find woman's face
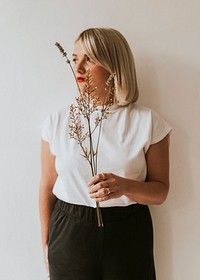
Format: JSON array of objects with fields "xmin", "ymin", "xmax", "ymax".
[{"xmin": 72, "ymin": 40, "xmax": 111, "ymax": 103}]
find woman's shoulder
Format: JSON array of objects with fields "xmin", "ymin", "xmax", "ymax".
[
  {"xmin": 126, "ymin": 103, "xmax": 170, "ymax": 126},
  {"xmin": 128, "ymin": 103, "xmax": 172, "ymax": 144},
  {"xmin": 40, "ymin": 104, "xmax": 71, "ymax": 132},
  {"xmin": 49, "ymin": 104, "xmax": 71, "ymax": 118},
  {"xmin": 42, "ymin": 104, "xmax": 71, "ymax": 127},
  {"xmin": 126, "ymin": 102, "xmax": 153, "ymax": 116}
]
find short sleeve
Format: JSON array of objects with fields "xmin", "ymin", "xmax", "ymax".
[
  {"xmin": 150, "ymin": 110, "xmax": 172, "ymax": 145},
  {"xmin": 39, "ymin": 114, "xmax": 56, "ymax": 155},
  {"xmin": 39, "ymin": 115, "xmax": 51, "ymax": 142}
]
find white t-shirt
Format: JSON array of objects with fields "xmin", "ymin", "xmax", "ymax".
[{"xmin": 39, "ymin": 103, "xmax": 172, "ymax": 208}]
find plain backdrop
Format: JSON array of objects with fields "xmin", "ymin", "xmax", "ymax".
[{"xmin": 0, "ymin": 0, "xmax": 200, "ymax": 279}]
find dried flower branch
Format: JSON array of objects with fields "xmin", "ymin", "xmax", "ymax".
[
  {"xmin": 55, "ymin": 42, "xmax": 81, "ymax": 93},
  {"xmin": 55, "ymin": 42, "xmax": 115, "ymax": 227}
]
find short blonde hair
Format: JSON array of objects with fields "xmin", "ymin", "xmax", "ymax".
[{"xmin": 76, "ymin": 28, "xmax": 139, "ymax": 105}]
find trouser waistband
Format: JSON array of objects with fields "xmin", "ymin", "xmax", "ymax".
[{"xmin": 55, "ymin": 199, "xmax": 146, "ymax": 223}]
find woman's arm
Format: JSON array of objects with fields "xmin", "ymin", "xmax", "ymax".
[
  {"xmin": 88, "ymin": 135, "xmax": 170, "ymax": 205},
  {"xmin": 39, "ymin": 140, "xmax": 58, "ymax": 272},
  {"xmin": 124, "ymin": 134, "xmax": 170, "ymax": 204}
]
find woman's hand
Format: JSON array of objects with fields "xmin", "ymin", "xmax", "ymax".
[
  {"xmin": 88, "ymin": 173, "xmax": 127, "ymax": 202},
  {"xmin": 43, "ymin": 244, "xmax": 50, "ymax": 277},
  {"xmin": 88, "ymin": 136, "xmax": 170, "ymax": 205}
]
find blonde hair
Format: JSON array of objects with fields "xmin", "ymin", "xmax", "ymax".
[{"xmin": 76, "ymin": 28, "xmax": 139, "ymax": 105}]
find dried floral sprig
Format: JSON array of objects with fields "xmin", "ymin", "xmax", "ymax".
[
  {"xmin": 55, "ymin": 42, "xmax": 81, "ymax": 93},
  {"xmin": 69, "ymin": 71, "xmax": 115, "ymax": 227},
  {"xmin": 55, "ymin": 42, "xmax": 69, "ymax": 61},
  {"xmin": 55, "ymin": 42, "xmax": 115, "ymax": 227},
  {"xmin": 69, "ymin": 71, "xmax": 114, "ymax": 172}
]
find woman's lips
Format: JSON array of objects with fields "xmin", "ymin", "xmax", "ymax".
[{"xmin": 77, "ymin": 77, "xmax": 85, "ymax": 83}]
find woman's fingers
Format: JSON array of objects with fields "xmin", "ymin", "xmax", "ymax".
[
  {"xmin": 88, "ymin": 173, "xmax": 127, "ymax": 201},
  {"xmin": 89, "ymin": 180, "xmax": 110, "ymax": 194},
  {"xmin": 94, "ymin": 192, "xmax": 116, "ymax": 203},
  {"xmin": 89, "ymin": 173, "xmax": 117, "ymax": 201},
  {"xmin": 88, "ymin": 173, "xmax": 109, "ymax": 186},
  {"xmin": 43, "ymin": 245, "xmax": 49, "ymax": 275},
  {"xmin": 90, "ymin": 186, "xmax": 111, "ymax": 198}
]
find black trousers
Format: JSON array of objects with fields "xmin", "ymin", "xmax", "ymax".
[{"xmin": 48, "ymin": 199, "xmax": 156, "ymax": 280}]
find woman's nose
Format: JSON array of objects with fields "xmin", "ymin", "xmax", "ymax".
[{"xmin": 76, "ymin": 61, "xmax": 86, "ymax": 74}]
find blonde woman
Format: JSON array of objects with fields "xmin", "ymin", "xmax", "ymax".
[{"xmin": 39, "ymin": 28, "xmax": 172, "ymax": 280}]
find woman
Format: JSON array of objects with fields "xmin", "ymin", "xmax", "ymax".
[{"xmin": 39, "ymin": 28, "xmax": 172, "ymax": 280}]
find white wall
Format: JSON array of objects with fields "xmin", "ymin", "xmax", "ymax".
[{"xmin": 0, "ymin": 0, "xmax": 199, "ymax": 279}]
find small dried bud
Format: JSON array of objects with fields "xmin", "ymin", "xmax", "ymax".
[
  {"xmin": 105, "ymin": 73, "xmax": 115, "ymax": 87},
  {"xmin": 55, "ymin": 42, "xmax": 70, "ymax": 63}
]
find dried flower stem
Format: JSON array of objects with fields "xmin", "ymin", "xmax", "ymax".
[
  {"xmin": 55, "ymin": 42, "xmax": 81, "ymax": 94},
  {"xmin": 55, "ymin": 42, "xmax": 115, "ymax": 227}
]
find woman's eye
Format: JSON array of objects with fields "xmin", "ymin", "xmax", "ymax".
[
  {"xmin": 72, "ymin": 58, "xmax": 77, "ymax": 63},
  {"xmin": 86, "ymin": 57, "xmax": 94, "ymax": 63}
]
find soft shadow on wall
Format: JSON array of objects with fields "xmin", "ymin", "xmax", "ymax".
[{"xmin": 136, "ymin": 52, "xmax": 198, "ymax": 279}]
